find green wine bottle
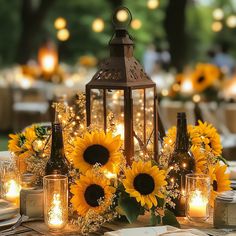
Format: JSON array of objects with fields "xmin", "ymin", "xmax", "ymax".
[
  {"xmin": 45, "ymin": 122, "xmax": 69, "ymax": 175},
  {"xmin": 168, "ymin": 112, "xmax": 195, "ymax": 216}
]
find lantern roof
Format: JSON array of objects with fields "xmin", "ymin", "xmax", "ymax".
[{"xmin": 86, "ymin": 7, "xmax": 156, "ymax": 89}]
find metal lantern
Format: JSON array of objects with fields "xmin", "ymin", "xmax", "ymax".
[{"xmin": 86, "ymin": 7, "xmax": 158, "ymax": 164}]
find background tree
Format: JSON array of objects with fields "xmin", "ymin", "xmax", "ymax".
[
  {"xmin": 16, "ymin": 0, "xmax": 56, "ymax": 64},
  {"xmin": 164, "ymin": 0, "xmax": 188, "ymax": 72}
]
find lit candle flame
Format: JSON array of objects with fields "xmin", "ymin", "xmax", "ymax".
[
  {"xmin": 41, "ymin": 54, "xmax": 56, "ymax": 74},
  {"xmin": 5, "ymin": 180, "xmax": 21, "ymax": 205},
  {"xmin": 48, "ymin": 193, "xmax": 63, "ymax": 227}
]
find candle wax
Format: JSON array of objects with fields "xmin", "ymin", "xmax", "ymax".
[{"xmin": 189, "ymin": 190, "xmax": 207, "ymax": 218}]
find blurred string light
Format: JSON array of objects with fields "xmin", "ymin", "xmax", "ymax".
[
  {"xmin": 92, "ymin": 18, "xmax": 104, "ymax": 32},
  {"xmin": 54, "ymin": 17, "xmax": 67, "ymax": 30},
  {"xmin": 116, "ymin": 9, "xmax": 129, "ymax": 22},
  {"xmin": 147, "ymin": 0, "xmax": 159, "ymax": 10},
  {"xmin": 211, "ymin": 21, "xmax": 223, "ymax": 32},
  {"xmin": 131, "ymin": 19, "xmax": 142, "ymax": 30},
  {"xmin": 212, "ymin": 8, "xmax": 224, "ymax": 20},
  {"xmin": 57, "ymin": 28, "xmax": 70, "ymax": 41},
  {"xmin": 226, "ymin": 15, "xmax": 236, "ymax": 28}
]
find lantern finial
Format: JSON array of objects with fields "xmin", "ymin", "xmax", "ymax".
[{"xmin": 112, "ymin": 7, "xmax": 132, "ymax": 30}]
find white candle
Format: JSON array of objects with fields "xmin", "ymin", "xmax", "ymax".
[
  {"xmin": 5, "ymin": 180, "xmax": 21, "ymax": 205},
  {"xmin": 48, "ymin": 193, "xmax": 64, "ymax": 228},
  {"xmin": 189, "ymin": 190, "xmax": 207, "ymax": 218}
]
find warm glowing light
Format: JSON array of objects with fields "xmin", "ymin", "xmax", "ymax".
[
  {"xmin": 131, "ymin": 19, "xmax": 142, "ymax": 30},
  {"xmin": 181, "ymin": 79, "xmax": 193, "ymax": 94},
  {"xmin": 38, "ymin": 42, "xmax": 58, "ymax": 75},
  {"xmin": 188, "ymin": 190, "xmax": 207, "ymax": 218},
  {"xmin": 54, "ymin": 17, "xmax": 67, "ymax": 30},
  {"xmin": 5, "ymin": 180, "xmax": 21, "ymax": 205},
  {"xmin": 147, "ymin": 0, "xmax": 159, "ymax": 9},
  {"xmin": 183, "ymin": 163, "xmax": 187, "ymax": 168},
  {"xmin": 92, "ymin": 18, "xmax": 104, "ymax": 32},
  {"xmin": 211, "ymin": 21, "xmax": 223, "ymax": 32},
  {"xmin": 172, "ymin": 83, "xmax": 180, "ymax": 92},
  {"xmin": 212, "ymin": 8, "xmax": 224, "ymax": 20},
  {"xmin": 226, "ymin": 15, "xmax": 236, "ymax": 28},
  {"xmin": 48, "ymin": 194, "xmax": 63, "ymax": 228},
  {"xmin": 104, "ymin": 171, "xmax": 117, "ymax": 180},
  {"xmin": 42, "ymin": 55, "xmax": 56, "ymax": 73},
  {"xmin": 115, "ymin": 123, "xmax": 124, "ymax": 140},
  {"xmin": 18, "ymin": 76, "xmax": 33, "ymax": 89},
  {"xmin": 161, "ymin": 89, "xmax": 169, "ymax": 96},
  {"xmin": 193, "ymin": 94, "xmax": 201, "ymax": 103},
  {"xmin": 116, "ymin": 9, "xmax": 129, "ymax": 22},
  {"xmin": 57, "ymin": 29, "xmax": 70, "ymax": 41}
]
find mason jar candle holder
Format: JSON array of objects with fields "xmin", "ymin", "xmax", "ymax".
[
  {"xmin": 43, "ymin": 175, "xmax": 68, "ymax": 232},
  {"xmin": 0, "ymin": 160, "xmax": 21, "ymax": 206},
  {"xmin": 185, "ymin": 174, "xmax": 210, "ymax": 222}
]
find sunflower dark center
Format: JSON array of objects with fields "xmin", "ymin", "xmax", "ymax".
[
  {"xmin": 83, "ymin": 144, "xmax": 109, "ymax": 166},
  {"xmin": 133, "ymin": 173, "xmax": 155, "ymax": 195},
  {"xmin": 197, "ymin": 75, "xmax": 205, "ymax": 83},
  {"xmin": 84, "ymin": 184, "xmax": 105, "ymax": 207},
  {"xmin": 213, "ymin": 180, "xmax": 218, "ymax": 191}
]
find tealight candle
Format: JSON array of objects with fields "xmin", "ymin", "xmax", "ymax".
[
  {"xmin": 43, "ymin": 175, "xmax": 68, "ymax": 232},
  {"xmin": 188, "ymin": 190, "xmax": 207, "ymax": 218},
  {"xmin": 5, "ymin": 179, "xmax": 21, "ymax": 206},
  {"xmin": 185, "ymin": 174, "xmax": 210, "ymax": 222}
]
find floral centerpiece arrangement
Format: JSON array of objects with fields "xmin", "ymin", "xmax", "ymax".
[{"xmin": 8, "ymin": 96, "xmax": 231, "ymax": 235}]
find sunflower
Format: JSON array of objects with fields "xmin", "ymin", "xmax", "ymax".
[
  {"xmin": 196, "ymin": 121, "xmax": 222, "ymax": 157},
  {"xmin": 190, "ymin": 146, "xmax": 207, "ymax": 173},
  {"xmin": 71, "ymin": 131, "xmax": 122, "ymax": 174},
  {"xmin": 123, "ymin": 161, "xmax": 167, "ymax": 209},
  {"xmin": 191, "ymin": 63, "xmax": 220, "ymax": 93},
  {"xmin": 8, "ymin": 133, "xmax": 26, "ymax": 154},
  {"xmin": 70, "ymin": 170, "xmax": 115, "ymax": 216},
  {"xmin": 209, "ymin": 163, "xmax": 231, "ymax": 207}
]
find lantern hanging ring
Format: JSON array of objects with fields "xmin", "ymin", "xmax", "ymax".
[{"xmin": 112, "ymin": 6, "xmax": 132, "ymax": 30}]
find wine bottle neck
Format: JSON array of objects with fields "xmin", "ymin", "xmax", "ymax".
[
  {"xmin": 50, "ymin": 123, "xmax": 65, "ymax": 159},
  {"xmin": 175, "ymin": 117, "xmax": 189, "ymax": 151}
]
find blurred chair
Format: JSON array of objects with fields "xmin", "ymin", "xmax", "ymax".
[
  {"xmin": 159, "ymin": 100, "xmax": 195, "ymax": 128},
  {"xmin": 11, "ymin": 86, "xmax": 49, "ymax": 132}
]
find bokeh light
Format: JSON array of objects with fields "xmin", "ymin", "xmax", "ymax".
[
  {"xmin": 92, "ymin": 18, "xmax": 105, "ymax": 32},
  {"xmin": 54, "ymin": 17, "xmax": 67, "ymax": 30},
  {"xmin": 57, "ymin": 29, "xmax": 70, "ymax": 41},
  {"xmin": 131, "ymin": 19, "xmax": 142, "ymax": 30},
  {"xmin": 116, "ymin": 9, "xmax": 129, "ymax": 22},
  {"xmin": 226, "ymin": 15, "xmax": 236, "ymax": 28},
  {"xmin": 147, "ymin": 0, "xmax": 159, "ymax": 10},
  {"xmin": 212, "ymin": 8, "xmax": 224, "ymax": 20},
  {"xmin": 211, "ymin": 21, "xmax": 223, "ymax": 32}
]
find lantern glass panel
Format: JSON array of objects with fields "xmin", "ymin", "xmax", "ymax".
[
  {"xmin": 145, "ymin": 87, "xmax": 155, "ymax": 154},
  {"xmin": 106, "ymin": 90, "xmax": 124, "ymax": 140},
  {"xmin": 132, "ymin": 89, "xmax": 145, "ymax": 155},
  {"xmin": 90, "ymin": 89, "xmax": 104, "ymax": 129}
]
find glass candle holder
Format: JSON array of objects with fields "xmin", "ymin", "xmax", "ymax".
[
  {"xmin": 43, "ymin": 175, "xmax": 68, "ymax": 232},
  {"xmin": 0, "ymin": 160, "xmax": 21, "ymax": 206},
  {"xmin": 185, "ymin": 174, "xmax": 210, "ymax": 222}
]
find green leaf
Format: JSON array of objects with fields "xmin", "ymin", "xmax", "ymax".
[
  {"xmin": 150, "ymin": 209, "xmax": 161, "ymax": 226},
  {"xmin": 118, "ymin": 193, "xmax": 143, "ymax": 224},
  {"xmin": 162, "ymin": 209, "xmax": 180, "ymax": 228},
  {"xmin": 218, "ymin": 156, "xmax": 229, "ymax": 166}
]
